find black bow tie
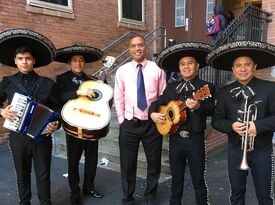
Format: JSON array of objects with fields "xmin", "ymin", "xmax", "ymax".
[
  {"xmin": 230, "ymin": 86, "xmax": 256, "ymax": 101},
  {"xmin": 176, "ymin": 80, "xmax": 195, "ymax": 94}
]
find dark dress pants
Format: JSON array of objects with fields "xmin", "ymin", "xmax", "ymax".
[
  {"xmin": 9, "ymin": 133, "xmax": 52, "ymax": 205},
  {"xmin": 119, "ymin": 119, "xmax": 162, "ymax": 202},
  {"xmin": 66, "ymin": 134, "xmax": 98, "ymax": 198},
  {"xmin": 169, "ymin": 134, "xmax": 208, "ymax": 205},
  {"xmin": 228, "ymin": 143, "xmax": 273, "ymax": 205}
]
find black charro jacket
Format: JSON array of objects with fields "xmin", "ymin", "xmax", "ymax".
[
  {"xmin": 0, "ymin": 71, "xmax": 60, "ymax": 138},
  {"xmin": 148, "ymin": 75, "xmax": 216, "ymax": 135},
  {"xmin": 53, "ymin": 70, "xmax": 98, "ymax": 107},
  {"xmin": 212, "ymin": 77, "xmax": 275, "ymax": 148},
  {"xmin": 0, "ymin": 71, "xmax": 58, "ymax": 108}
]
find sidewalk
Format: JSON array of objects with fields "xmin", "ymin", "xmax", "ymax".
[{"xmin": 0, "ymin": 144, "xmax": 262, "ymax": 205}]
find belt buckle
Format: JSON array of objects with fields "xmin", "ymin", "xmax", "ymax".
[
  {"xmin": 132, "ymin": 117, "xmax": 141, "ymax": 127},
  {"xmin": 179, "ymin": 130, "xmax": 190, "ymax": 138}
]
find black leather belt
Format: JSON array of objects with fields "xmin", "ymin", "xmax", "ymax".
[{"xmin": 129, "ymin": 117, "xmax": 149, "ymax": 127}]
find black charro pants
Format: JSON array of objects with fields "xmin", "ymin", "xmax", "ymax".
[
  {"xmin": 228, "ymin": 143, "xmax": 274, "ymax": 205},
  {"xmin": 9, "ymin": 133, "xmax": 52, "ymax": 205},
  {"xmin": 169, "ymin": 133, "xmax": 208, "ymax": 205},
  {"xmin": 119, "ymin": 119, "xmax": 162, "ymax": 202},
  {"xmin": 66, "ymin": 134, "xmax": 98, "ymax": 197}
]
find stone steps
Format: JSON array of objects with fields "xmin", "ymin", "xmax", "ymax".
[
  {"xmin": 52, "ymin": 127, "xmax": 171, "ymax": 181},
  {"xmin": 52, "ymin": 75, "xmax": 171, "ymax": 181},
  {"xmin": 98, "ymin": 138, "xmax": 170, "ymax": 173}
]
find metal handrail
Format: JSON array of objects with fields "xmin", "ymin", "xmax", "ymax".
[
  {"xmin": 215, "ymin": 3, "xmax": 271, "ymax": 46},
  {"xmin": 101, "ymin": 31, "xmax": 136, "ymax": 51},
  {"xmin": 209, "ymin": 3, "xmax": 272, "ymax": 88},
  {"xmin": 93, "ymin": 26, "xmax": 167, "ymax": 76}
]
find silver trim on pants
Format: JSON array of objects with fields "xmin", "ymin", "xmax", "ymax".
[{"xmin": 179, "ymin": 130, "xmax": 190, "ymax": 138}]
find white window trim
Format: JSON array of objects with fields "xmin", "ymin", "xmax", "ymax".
[
  {"xmin": 175, "ymin": 0, "xmax": 186, "ymax": 27},
  {"xmin": 118, "ymin": 0, "xmax": 145, "ymax": 28},
  {"xmin": 27, "ymin": 0, "xmax": 73, "ymax": 13}
]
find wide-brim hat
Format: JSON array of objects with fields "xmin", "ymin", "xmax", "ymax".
[
  {"xmin": 156, "ymin": 42, "xmax": 213, "ymax": 72},
  {"xmin": 55, "ymin": 45, "xmax": 103, "ymax": 63},
  {"xmin": 206, "ymin": 41, "xmax": 275, "ymax": 71},
  {"xmin": 0, "ymin": 28, "xmax": 56, "ymax": 68}
]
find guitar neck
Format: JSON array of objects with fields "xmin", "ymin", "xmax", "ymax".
[
  {"xmin": 178, "ymin": 101, "xmax": 187, "ymax": 110},
  {"xmin": 176, "ymin": 84, "xmax": 210, "ymax": 111},
  {"xmin": 178, "ymin": 95, "xmax": 200, "ymax": 110}
]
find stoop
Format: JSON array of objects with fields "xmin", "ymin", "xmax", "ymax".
[{"xmin": 52, "ymin": 115, "xmax": 171, "ymax": 183}]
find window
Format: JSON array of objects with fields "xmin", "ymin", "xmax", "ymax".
[
  {"xmin": 175, "ymin": 0, "xmax": 186, "ymax": 27},
  {"xmin": 27, "ymin": 0, "xmax": 73, "ymax": 13},
  {"xmin": 123, "ymin": 1, "xmax": 142, "ymax": 21},
  {"xmin": 118, "ymin": 0, "xmax": 144, "ymax": 27},
  {"xmin": 206, "ymin": 0, "xmax": 214, "ymax": 22}
]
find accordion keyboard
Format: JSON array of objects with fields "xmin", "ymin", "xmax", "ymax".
[{"xmin": 3, "ymin": 93, "xmax": 29, "ymax": 132}]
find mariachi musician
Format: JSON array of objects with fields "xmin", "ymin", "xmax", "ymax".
[
  {"xmin": 54, "ymin": 45, "xmax": 106, "ymax": 205},
  {"xmin": 207, "ymin": 41, "xmax": 275, "ymax": 205},
  {"xmin": 149, "ymin": 42, "xmax": 215, "ymax": 205},
  {"xmin": 0, "ymin": 29, "xmax": 59, "ymax": 205}
]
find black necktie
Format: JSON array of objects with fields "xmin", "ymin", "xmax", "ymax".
[{"xmin": 137, "ymin": 64, "xmax": 147, "ymax": 111}]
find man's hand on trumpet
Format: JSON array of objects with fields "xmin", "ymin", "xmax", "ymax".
[
  {"xmin": 247, "ymin": 121, "xmax": 257, "ymax": 137},
  {"xmin": 232, "ymin": 121, "xmax": 257, "ymax": 137},
  {"xmin": 232, "ymin": 121, "xmax": 245, "ymax": 136}
]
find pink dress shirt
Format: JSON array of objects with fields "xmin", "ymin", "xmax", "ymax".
[{"xmin": 114, "ymin": 59, "xmax": 167, "ymax": 124}]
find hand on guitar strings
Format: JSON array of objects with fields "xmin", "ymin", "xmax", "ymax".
[
  {"xmin": 77, "ymin": 89, "xmax": 96, "ymax": 98},
  {"xmin": 185, "ymin": 98, "xmax": 200, "ymax": 110},
  {"xmin": 46, "ymin": 121, "xmax": 59, "ymax": 135},
  {"xmin": 150, "ymin": 112, "xmax": 166, "ymax": 124}
]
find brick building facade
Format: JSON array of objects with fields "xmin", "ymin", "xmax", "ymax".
[
  {"xmin": 0, "ymin": 0, "xmax": 275, "ymax": 152},
  {"xmin": 0, "ymin": 0, "xmax": 162, "ymax": 144}
]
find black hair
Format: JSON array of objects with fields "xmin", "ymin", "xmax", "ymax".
[
  {"xmin": 14, "ymin": 46, "xmax": 35, "ymax": 58},
  {"xmin": 129, "ymin": 33, "xmax": 146, "ymax": 44}
]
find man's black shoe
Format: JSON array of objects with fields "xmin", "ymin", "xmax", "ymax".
[
  {"xmin": 122, "ymin": 198, "xmax": 135, "ymax": 205},
  {"xmin": 83, "ymin": 189, "xmax": 103, "ymax": 198},
  {"xmin": 70, "ymin": 193, "xmax": 81, "ymax": 205}
]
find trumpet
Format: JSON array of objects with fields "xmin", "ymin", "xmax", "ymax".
[{"xmin": 239, "ymin": 96, "xmax": 257, "ymax": 170}]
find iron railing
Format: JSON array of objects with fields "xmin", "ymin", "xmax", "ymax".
[
  {"xmin": 93, "ymin": 26, "xmax": 166, "ymax": 76},
  {"xmin": 215, "ymin": 3, "xmax": 271, "ymax": 46},
  {"xmin": 93, "ymin": 4, "xmax": 271, "ymax": 88},
  {"xmin": 201, "ymin": 3, "xmax": 272, "ymax": 88}
]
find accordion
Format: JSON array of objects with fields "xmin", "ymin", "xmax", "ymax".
[{"xmin": 3, "ymin": 92, "xmax": 59, "ymax": 142}]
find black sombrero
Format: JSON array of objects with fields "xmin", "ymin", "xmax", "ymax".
[
  {"xmin": 156, "ymin": 42, "xmax": 213, "ymax": 72},
  {"xmin": 206, "ymin": 41, "xmax": 275, "ymax": 71},
  {"xmin": 0, "ymin": 28, "xmax": 56, "ymax": 68},
  {"xmin": 55, "ymin": 44, "xmax": 103, "ymax": 63}
]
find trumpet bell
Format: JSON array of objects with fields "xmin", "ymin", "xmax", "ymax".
[{"xmin": 238, "ymin": 161, "xmax": 249, "ymax": 170}]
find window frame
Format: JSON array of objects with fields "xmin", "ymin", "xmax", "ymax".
[
  {"xmin": 175, "ymin": 0, "xmax": 186, "ymax": 27},
  {"xmin": 27, "ymin": 0, "xmax": 73, "ymax": 13},
  {"xmin": 118, "ymin": 0, "xmax": 145, "ymax": 28},
  {"xmin": 206, "ymin": 0, "xmax": 214, "ymax": 23}
]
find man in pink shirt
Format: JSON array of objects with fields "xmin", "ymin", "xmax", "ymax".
[{"xmin": 114, "ymin": 34, "xmax": 166, "ymax": 205}]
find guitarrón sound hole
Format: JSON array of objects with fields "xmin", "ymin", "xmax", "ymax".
[{"xmin": 89, "ymin": 89, "xmax": 102, "ymax": 101}]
